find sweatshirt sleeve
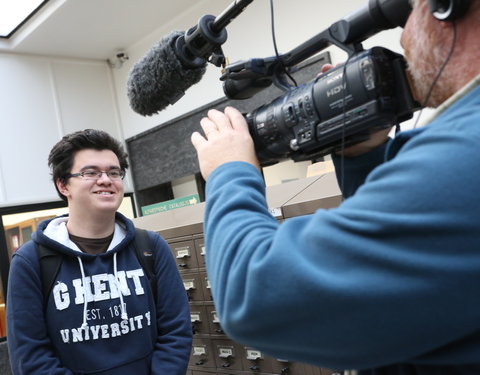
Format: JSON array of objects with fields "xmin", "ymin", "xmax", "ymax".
[
  {"xmin": 7, "ymin": 247, "xmax": 74, "ymax": 375},
  {"xmin": 203, "ymin": 118, "xmax": 480, "ymax": 370},
  {"xmin": 149, "ymin": 233, "xmax": 192, "ymax": 375}
]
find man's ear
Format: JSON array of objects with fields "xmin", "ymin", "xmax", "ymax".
[{"xmin": 56, "ymin": 179, "xmax": 70, "ymax": 198}]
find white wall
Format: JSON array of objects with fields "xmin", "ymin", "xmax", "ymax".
[{"xmin": 0, "ymin": 54, "xmax": 131, "ymax": 208}]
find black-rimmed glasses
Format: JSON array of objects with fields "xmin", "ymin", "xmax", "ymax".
[{"xmin": 66, "ymin": 169, "xmax": 125, "ymax": 181}]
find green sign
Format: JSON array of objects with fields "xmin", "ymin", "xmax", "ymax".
[{"xmin": 141, "ymin": 194, "xmax": 200, "ymax": 216}]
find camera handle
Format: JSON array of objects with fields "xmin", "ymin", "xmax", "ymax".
[
  {"xmin": 221, "ymin": 0, "xmax": 412, "ymax": 99},
  {"xmin": 221, "ymin": 26, "xmax": 363, "ymax": 100}
]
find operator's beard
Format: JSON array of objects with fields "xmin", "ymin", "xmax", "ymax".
[{"xmin": 406, "ymin": 14, "xmax": 456, "ymax": 108}]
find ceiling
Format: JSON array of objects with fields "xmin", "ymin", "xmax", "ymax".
[{"xmin": 0, "ymin": 0, "xmax": 196, "ymax": 61}]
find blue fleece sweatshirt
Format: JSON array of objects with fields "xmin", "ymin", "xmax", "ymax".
[
  {"xmin": 203, "ymin": 84, "xmax": 480, "ymax": 374},
  {"xmin": 7, "ymin": 213, "xmax": 191, "ymax": 375}
]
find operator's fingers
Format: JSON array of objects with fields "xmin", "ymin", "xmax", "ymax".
[
  {"xmin": 224, "ymin": 107, "xmax": 248, "ymax": 131},
  {"xmin": 206, "ymin": 109, "xmax": 234, "ymax": 131},
  {"xmin": 317, "ymin": 63, "xmax": 343, "ymax": 77},
  {"xmin": 320, "ymin": 63, "xmax": 334, "ymax": 73},
  {"xmin": 200, "ymin": 116, "xmax": 219, "ymax": 138},
  {"xmin": 191, "ymin": 131, "xmax": 206, "ymax": 149}
]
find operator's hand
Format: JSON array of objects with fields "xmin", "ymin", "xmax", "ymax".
[
  {"xmin": 191, "ymin": 106, "xmax": 261, "ymax": 181},
  {"xmin": 319, "ymin": 64, "xmax": 392, "ymax": 157}
]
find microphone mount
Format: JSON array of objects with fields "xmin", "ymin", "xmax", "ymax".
[{"xmin": 175, "ymin": 0, "xmax": 254, "ymax": 68}]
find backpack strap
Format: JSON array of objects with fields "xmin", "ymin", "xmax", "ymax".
[
  {"xmin": 36, "ymin": 243, "xmax": 63, "ymax": 308},
  {"xmin": 133, "ymin": 228, "xmax": 157, "ymax": 304}
]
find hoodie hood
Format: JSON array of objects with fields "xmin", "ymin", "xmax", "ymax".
[
  {"xmin": 33, "ymin": 212, "xmax": 135, "ymax": 258},
  {"xmin": 42, "ymin": 215, "xmax": 127, "ymax": 253}
]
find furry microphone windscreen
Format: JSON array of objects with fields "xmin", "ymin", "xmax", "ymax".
[{"xmin": 127, "ymin": 31, "xmax": 207, "ymax": 116}]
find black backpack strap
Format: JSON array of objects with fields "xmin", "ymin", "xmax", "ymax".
[
  {"xmin": 36, "ymin": 243, "xmax": 63, "ymax": 308},
  {"xmin": 133, "ymin": 228, "xmax": 157, "ymax": 303}
]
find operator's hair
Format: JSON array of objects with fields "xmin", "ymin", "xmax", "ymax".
[{"xmin": 48, "ymin": 129, "xmax": 129, "ymax": 203}]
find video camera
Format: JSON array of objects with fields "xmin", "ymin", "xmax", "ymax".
[{"xmin": 220, "ymin": 0, "xmax": 422, "ymax": 166}]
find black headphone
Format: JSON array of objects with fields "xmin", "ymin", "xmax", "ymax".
[{"xmin": 427, "ymin": 0, "xmax": 471, "ymax": 21}]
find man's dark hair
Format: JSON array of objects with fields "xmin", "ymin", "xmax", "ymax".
[{"xmin": 48, "ymin": 129, "xmax": 129, "ymax": 203}]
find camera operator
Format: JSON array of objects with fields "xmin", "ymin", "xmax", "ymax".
[{"xmin": 191, "ymin": 0, "xmax": 480, "ymax": 373}]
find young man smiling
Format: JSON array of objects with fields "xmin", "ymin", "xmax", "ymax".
[
  {"xmin": 7, "ymin": 129, "xmax": 192, "ymax": 375},
  {"xmin": 60, "ymin": 149, "xmax": 126, "ymax": 241}
]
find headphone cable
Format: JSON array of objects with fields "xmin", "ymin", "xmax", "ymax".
[{"xmin": 269, "ymin": 0, "xmax": 298, "ymax": 87}]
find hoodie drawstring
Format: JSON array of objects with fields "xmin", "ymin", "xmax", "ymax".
[
  {"xmin": 77, "ymin": 256, "xmax": 89, "ymax": 330},
  {"xmin": 113, "ymin": 252, "xmax": 128, "ymax": 320},
  {"xmin": 77, "ymin": 253, "xmax": 129, "ymax": 331}
]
